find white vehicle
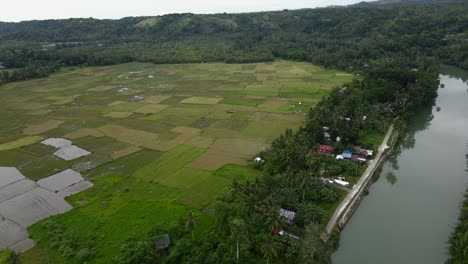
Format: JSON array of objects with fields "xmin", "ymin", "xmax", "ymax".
[{"xmin": 334, "ymin": 179, "xmax": 350, "ymax": 187}]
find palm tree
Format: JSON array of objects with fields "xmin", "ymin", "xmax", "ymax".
[
  {"xmin": 299, "ymin": 223, "xmax": 331, "ymax": 264},
  {"xmin": 186, "ymin": 211, "xmax": 198, "ymax": 239},
  {"xmin": 306, "ymin": 154, "xmax": 321, "ymax": 175},
  {"xmin": 260, "ymin": 238, "xmax": 281, "ymax": 264},
  {"xmin": 230, "ymin": 218, "xmax": 248, "ymax": 262},
  {"xmin": 296, "ymin": 170, "xmax": 313, "ymax": 202},
  {"xmin": 252, "ymin": 177, "xmax": 265, "ymax": 199},
  {"xmin": 283, "ymin": 171, "xmax": 295, "ymax": 188},
  {"xmin": 231, "ymin": 179, "xmax": 240, "ymax": 192},
  {"xmin": 449, "ymin": 230, "xmax": 468, "ymax": 262},
  {"xmin": 246, "ymin": 195, "xmax": 259, "ymax": 215},
  {"xmin": 259, "ymin": 196, "xmax": 276, "ymax": 214},
  {"xmin": 265, "ymin": 208, "xmax": 283, "ymax": 233}
]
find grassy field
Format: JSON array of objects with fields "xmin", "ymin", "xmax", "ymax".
[{"xmin": 0, "ymin": 61, "xmax": 353, "ymax": 263}]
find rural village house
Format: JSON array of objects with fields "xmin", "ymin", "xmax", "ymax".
[
  {"xmin": 154, "ymin": 234, "xmax": 171, "ymax": 252},
  {"xmin": 279, "ymin": 208, "xmax": 296, "ymax": 224}
]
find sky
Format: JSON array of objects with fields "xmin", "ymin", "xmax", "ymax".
[{"xmin": 0, "ymin": 0, "xmax": 375, "ymax": 22}]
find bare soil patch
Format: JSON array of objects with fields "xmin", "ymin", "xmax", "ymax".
[
  {"xmin": 188, "ymin": 138, "xmax": 268, "ymax": 170},
  {"xmin": 23, "ymin": 120, "xmax": 65, "ymax": 135},
  {"xmin": 64, "ymin": 128, "xmax": 105, "ymax": 140},
  {"xmin": 111, "ymin": 146, "xmax": 142, "ymax": 160}
]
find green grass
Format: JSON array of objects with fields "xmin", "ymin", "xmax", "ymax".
[
  {"xmin": 0, "ymin": 249, "xmax": 13, "ymax": 264},
  {"xmin": 84, "ymin": 149, "xmax": 162, "ymax": 179},
  {"xmin": 0, "ymin": 136, "xmax": 44, "ymax": 150},
  {"xmin": 361, "ymin": 130, "xmax": 385, "ymax": 148},
  {"xmin": 180, "ymin": 96, "xmax": 223, "ymax": 105},
  {"xmin": 18, "ymin": 155, "xmax": 70, "ymax": 181},
  {"xmin": 214, "ymin": 164, "xmax": 264, "ymax": 182},
  {"xmin": 133, "ymin": 145, "xmax": 205, "ymax": 181},
  {"xmin": 27, "ymin": 175, "xmax": 187, "ymax": 264},
  {"xmin": 0, "ymin": 149, "xmax": 39, "ymax": 167}
]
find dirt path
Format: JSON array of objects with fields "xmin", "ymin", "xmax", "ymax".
[{"xmin": 325, "ymin": 124, "xmax": 394, "ymax": 234}]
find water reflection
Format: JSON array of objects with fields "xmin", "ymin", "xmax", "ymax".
[
  {"xmin": 441, "ymin": 65, "xmax": 468, "ymax": 83},
  {"xmin": 390, "ymin": 104, "xmax": 434, "ymax": 171},
  {"xmin": 385, "ymin": 171, "xmax": 397, "ymax": 185},
  {"xmin": 333, "ymin": 67, "xmax": 468, "ymax": 264}
]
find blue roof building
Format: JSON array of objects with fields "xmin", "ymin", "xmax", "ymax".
[{"xmin": 342, "ymin": 150, "xmax": 352, "ymax": 159}]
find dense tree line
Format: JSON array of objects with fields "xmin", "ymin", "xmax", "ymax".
[
  {"xmin": 447, "ymin": 153, "xmax": 468, "ymax": 264},
  {"xmin": 0, "ymin": 1, "xmax": 467, "ymax": 85}
]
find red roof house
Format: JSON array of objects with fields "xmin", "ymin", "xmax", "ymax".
[{"xmin": 319, "ymin": 145, "xmax": 335, "ymax": 155}]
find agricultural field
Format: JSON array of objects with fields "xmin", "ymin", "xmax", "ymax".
[{"xmin": 0, "ymin": 60, "xmax": 353, "ymax": 263}]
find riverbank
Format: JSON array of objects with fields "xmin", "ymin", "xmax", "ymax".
[
  {"xmin": 333, "ymin": 68, "xmax": 468, "ymax": 263},
  {"xmin": 325, "ymin": 124, "xmax": 397, "ymax": 234}
]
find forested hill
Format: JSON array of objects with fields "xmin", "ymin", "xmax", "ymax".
[
  {"xmin": 0, "ymin": 1, "xmax": 466, "ymax": 82},
  {"xmin": 363, "ymin": 0, "xmax": 466, "ymax": 5}
]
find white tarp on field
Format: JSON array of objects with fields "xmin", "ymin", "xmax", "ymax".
[
  {"xmin": 53, "ymin": 145, "xmax": 91, "ymax": 161},
  {"xmin": 0, "ymin": 218, "xmax": 28, "ymax": 249},
  {"xmin": 37, "ymin": 169, "xmax": 84, "ymax": 192},
  {"xmin": 57, "ymin": 180, "xmax": 93, "ymax": 198},
  {"xmin": 41, "ymin": 138, "xmax": 72, "ymax": 148},
  {"xmin": 0, "ymin": 187, "xmax": 72, "ymax": 228},
  {"xmin": 0, "ymin": 165, "xmax": 93, "ymax": 252},
  {"xmin": 0, "ymin": 179, "xmax": 37, "ymax": 203},
  {"xmin": 0, "ymin": 167, "xmax": 25, "ymax": 188}
]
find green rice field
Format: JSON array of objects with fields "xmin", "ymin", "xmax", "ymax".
[{"xmin": 0, "ymin": 61, "xmax": 353, "ymax": 263}]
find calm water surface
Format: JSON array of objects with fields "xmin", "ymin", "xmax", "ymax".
[{"xmin": 333, "ymin": 66, "xmax": 468, "ymax": 264}]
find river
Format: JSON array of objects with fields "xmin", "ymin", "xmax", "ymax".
[{"xmin": 332, "ymin": 66, "xmax": 468, "ymax": 264}]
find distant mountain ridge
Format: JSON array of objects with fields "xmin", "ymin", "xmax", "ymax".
[
  {"xmin": 361, "ymin": 0, "xmax": 467, "ymax": 5},
  {"xmin": 0, "ymin": 0, "xmax": 466, "ymax": 76}
]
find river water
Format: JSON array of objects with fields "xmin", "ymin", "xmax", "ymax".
[{"xmin": 333, "ymin": 66, "xmax": 468, "ymax": 264}]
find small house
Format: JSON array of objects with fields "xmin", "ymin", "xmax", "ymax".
[
  {"xmin": 319, "ymin": 145, "xmax": 334, "ymax": 156},
  {"xmin": 342, "ymin": 150, "xmax": 352, "ymax": 159},
  {"xmin": 154, "ymin": 234, "xmax": 171, "ymax": 251},
  {"xmin": 358, "ymin": 148, "xmax": 368, "ymax": 156},
  {"xmin": 254, "ymin": 157, "xmax": 265, "ymax": 164},
  {"xmin": 359, "ymin": 148, "xmax": 373, "ymax": 157},
  {"xmin": 351, "ymin": 155, "xmax": 359, "ymax": 162},
  {"xmin": 279, "ymin": 209, "xmax": 296, "ymax": 224}
]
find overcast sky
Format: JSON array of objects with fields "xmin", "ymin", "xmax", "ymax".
[{"xmin": 1, "ymin": 0, "xmax": 375, "ymax": 22}]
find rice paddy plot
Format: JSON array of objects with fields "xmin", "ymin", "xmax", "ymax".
[
  {"xmin": 180, "ymin": 96, "xmax": 223, "ymax": 105},
  {"xmin": 23, "ymin": 120, "xmax": 65, "ymax": 136},
  {"xmin": 0, "ymin": 60, "xmax": 354, "ymax": 262},
  {"xmin": 0, "ymin": 136, "xmax": 45, "ymax": 151}
]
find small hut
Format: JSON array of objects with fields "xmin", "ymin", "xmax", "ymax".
[{"xmin": 154, "ymin": 234, "xmax": 171, "ymax": 251}]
